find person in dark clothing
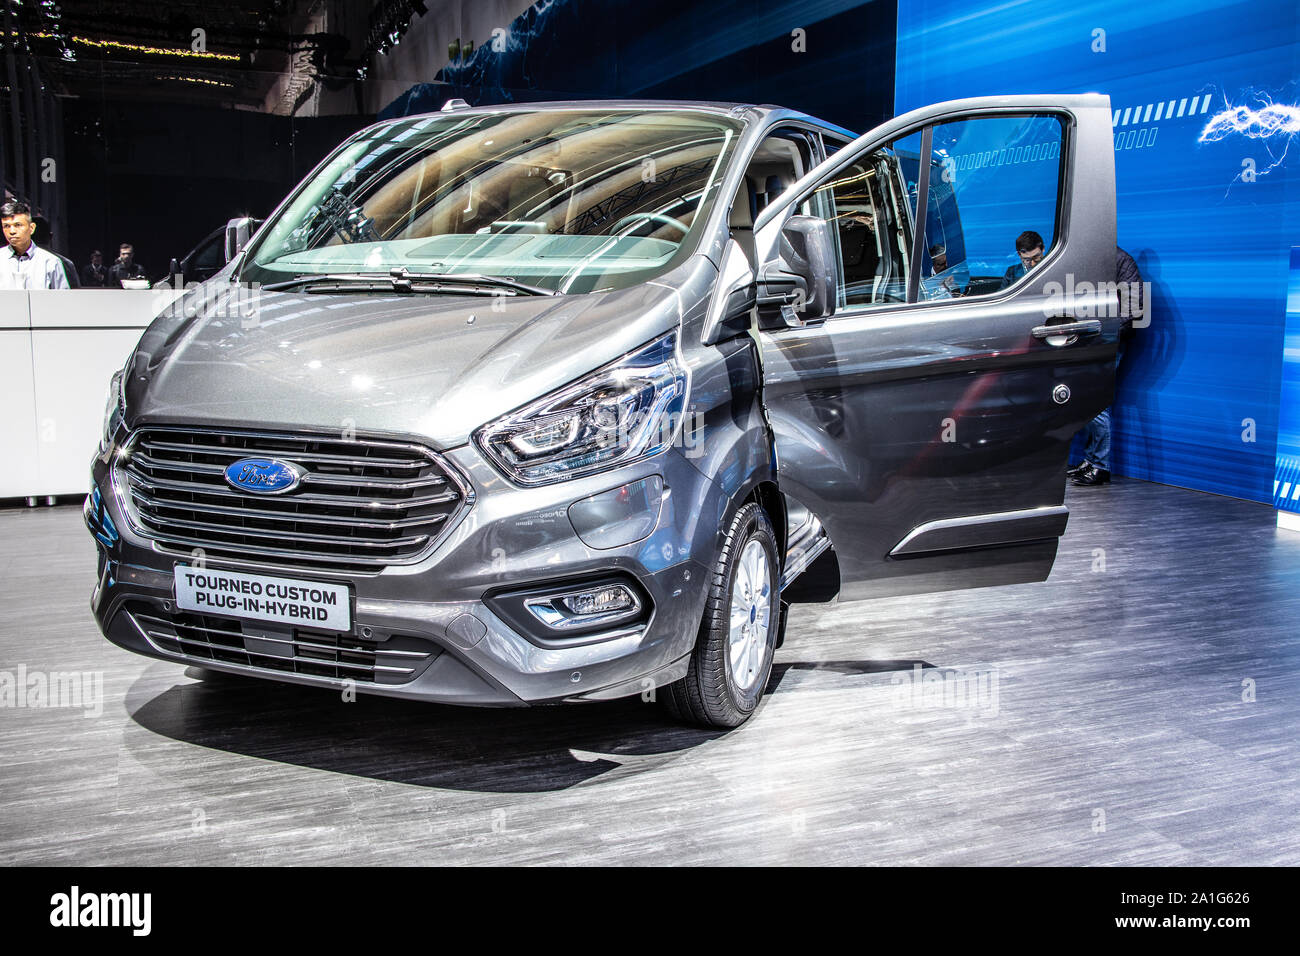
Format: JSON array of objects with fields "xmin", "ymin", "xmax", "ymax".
[
  {"xmin": 999, "ymin": 230, "xmax": 1045, "ymax": 289},
  {"xmin": 1069, "ymin": 246, "xmax": 1144, "ymax": 486},
  {"xmin": 109, "ymin": 243, "xmax": 146, "ymax": 287},
  {"xmin": 32, "ymin": 215, "xmax": 80, "ymax": 288},
  {"xmin": 81, "ymin": 250, "xmax": 109, "ymax": 288}
]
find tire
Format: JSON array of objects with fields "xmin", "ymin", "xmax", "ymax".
[{"xmin": 662, "ymin": 500, "xmax": 780, "ymax": 728}]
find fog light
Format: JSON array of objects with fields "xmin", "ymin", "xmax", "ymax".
[
  {"xmin": 560, "ymin": 586, "xmax": 635, "ymax": 616},
  {"xmin": 525, "ymin": 583, "xmax": 641, "ymax": 631}
]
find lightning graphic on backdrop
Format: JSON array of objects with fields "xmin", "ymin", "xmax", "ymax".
[
  {"xmin": 1199, "ymin": 101, "xmax": 1300, "ymax": 143},
  {"xmin": 1197, "ymin": 88, "xmax": 1300, "ymax": 190}
]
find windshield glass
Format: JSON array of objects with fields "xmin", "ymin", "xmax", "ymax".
[{"xmin": 242, "ymin": 108, "xmax": 741, "ymax": 294}]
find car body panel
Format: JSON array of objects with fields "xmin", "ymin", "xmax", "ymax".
[
  {"xmin": 129, "ymin": 254, "xmax": 714, "ymax": 449},
  {"xmin": 87, "ymin": 95, "xmax": 1117, "ymax": 707},
  {"xmin": 754, "ymin": 93, "xmax": 1118, "ymax": 600}
]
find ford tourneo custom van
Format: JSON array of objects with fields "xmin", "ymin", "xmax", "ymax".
[{"xmin": 86, "ymin": 95, "xmax": 1121, "ymax": 728}]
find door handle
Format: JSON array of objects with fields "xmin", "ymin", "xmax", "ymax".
[{"xmin": 1031, "ymin": 319, "xmax": 1102, "ymax": 342}]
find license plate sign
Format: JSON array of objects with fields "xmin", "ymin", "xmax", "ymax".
[{"xmin": 173, "ymin": 566, "xmax": 350, "ymax": 631}]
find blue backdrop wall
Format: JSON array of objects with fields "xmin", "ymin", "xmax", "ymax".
[
  {"xmin": 1276, "ymin": 248, "xmax": 1300, "ymax": 515},
  {"xmin": 381, "ymin": 0, "xmax": 1300, "ymax": 505},
  {"xmin": 895, "ymin": 0, "xmax": 1300, "ymax": 503}
]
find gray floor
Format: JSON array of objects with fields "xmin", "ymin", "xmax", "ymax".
[{"xmin": 2, "ymin": 479, "xmax": 1298, "ymax": 866}]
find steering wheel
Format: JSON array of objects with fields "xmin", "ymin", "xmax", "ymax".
[{"xmin": 610, "ymin": 212, "xmax": 690, "ymax": 237}]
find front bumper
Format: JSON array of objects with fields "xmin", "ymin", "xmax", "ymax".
[{"xmin": 87, "ymin": 437, "xmax": 730, "ymax": 706}]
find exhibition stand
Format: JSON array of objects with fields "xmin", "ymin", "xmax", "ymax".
[{"xmin": 0, "ymin": 289, "xmax": 178, "ymax": 500}]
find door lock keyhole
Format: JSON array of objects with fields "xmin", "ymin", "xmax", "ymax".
[{"xmin": 1052, "ymin": 384, "xmax": 1071, "ymax": 404}]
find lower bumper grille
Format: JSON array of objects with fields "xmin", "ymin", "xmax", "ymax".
[{"xmin": 125, "ymin": 602, "xmax": 440, "ymax": 685}]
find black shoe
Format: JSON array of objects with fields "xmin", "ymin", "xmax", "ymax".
[
  {"xmin": 1066, "ymin": 461, "xmax": 1089, "ymax": 478},
  {"xmin": 1071, "ymin": 464, "xmax": 1110, "ymax": 486}
]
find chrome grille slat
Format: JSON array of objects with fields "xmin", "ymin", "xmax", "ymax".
[
  {"xmin": 138, "ymin": 438, "xmax": 425, "ymax": 469},
  {"xmin": 127, "ymin": 603, "xmax": 439, "ymax": 685},
  {"xmin": 149, "ymin": 629, "xmax": 415, "ymax": 676},
  {"xmin": 117, "ymin": 426, "xmax": 472, "ymax": 574},
  {"xmin": 133, "ymin": 612, "xmax": 239, "ymax": 637},
  {"xmin": 125, "ymin": 469, "xmax": 459, "ymax": 510},
  {"xmin": 132, "ymin": 511, "xmax": 431, "ymax": 550},
  {"xmin": 297, "ymin": 473, "xmax": 448, "ymax": 490},
  {"xmin": 129, "ymin": 452, "xmax": 448, "ymax": 490},
  {"xmin": 132, "ymin": 612, "xmax": 430, "ymax": 659},
  {"xmin": 127, "ymin": 489, "xmax": 444, "ymax": 530},
  {"xmin": 130, "ymin": 453, "xmax": 226, "ymax": 475},
  {"xmin": 128, "ymin": 529, "xmax": 414, "ymax": 566}
]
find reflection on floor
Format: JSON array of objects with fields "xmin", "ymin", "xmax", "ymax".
[{"xmin": 1, "ymin": 478, "xmax": 1298, "ymax": 865}]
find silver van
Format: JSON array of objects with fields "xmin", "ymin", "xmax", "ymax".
[{"xmin": 86, "ymin": 95, "xmax": 1120, "ymax": 727}]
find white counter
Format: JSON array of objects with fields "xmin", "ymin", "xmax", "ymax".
[{"xmin": 3, "ymin": 289, "xmax": 183, "ymax": 499}]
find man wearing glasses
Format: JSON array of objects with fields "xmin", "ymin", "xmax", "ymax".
[{"xmin": 999, "ymin": 230, "xmax": 1045, "ymax": 289}]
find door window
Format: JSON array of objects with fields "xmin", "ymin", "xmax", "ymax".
[
  {"xmin": 916, "ymin": 114, "xmax": 1065, "ymax": 300},
  {"xmin": 817, "ymin": 114, "xmax": 1066, "ymax": 310},
  {"xmin": 815, "ymin": 130, "xmax": 923, "ymax": 309}
]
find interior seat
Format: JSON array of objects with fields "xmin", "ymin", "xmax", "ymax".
[{"xmin": 729, "ymin": 177, "xmax": 758, "ymax": 262}]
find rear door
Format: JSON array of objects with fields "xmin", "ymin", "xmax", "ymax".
[{"xmin": 755, "ymin": 95, "xmax": 1118, "ymax": 601}]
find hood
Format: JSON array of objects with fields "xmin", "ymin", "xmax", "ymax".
[{"xmin": 125, "ymin": 256, "xmax": 716, "ymax": 449}]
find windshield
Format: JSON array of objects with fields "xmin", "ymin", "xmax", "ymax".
[{"xmin": 241, "ymin": 108, "xmax": 742, "ymax": 295}]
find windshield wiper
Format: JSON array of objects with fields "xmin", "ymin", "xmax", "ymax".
[
  {"xmin": 391, "ymin": 268, "xmax": 556, "ymax": 296},
  {"xmin": 262, "ymin": 273, "xmax": 382, "ymax": 291},
  {"xmin": 264, "ymin": 268, "xmax": 556, "ymax": 296}
]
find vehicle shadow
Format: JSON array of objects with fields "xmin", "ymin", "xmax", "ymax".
[
  {"xmin": 123, "ymin": 665, "xmax": 719, "ymax": 793},
  {"xmin": 122, "ymin": 657, "xmax": 928, "ymax": 793},
  {"xmin": 767, "ymin": 658, "xmax": 933, "ymax": 694}
]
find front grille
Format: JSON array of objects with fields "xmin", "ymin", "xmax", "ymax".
[
  {"xmin": 126, "ymin": 602, "xmax": 440, "ymax": 685},
  {"xmin": 116, "ymin": 427, "xmax": 471, "ymax": 574}
]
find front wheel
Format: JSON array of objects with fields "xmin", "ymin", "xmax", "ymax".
[{"xmin": 662, "ymin": 501, "xmax": 780, "ymax": 728}]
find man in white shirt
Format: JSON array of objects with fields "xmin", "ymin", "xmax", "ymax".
[{"xmin": 1, "ymin": 200, "xmax": 72, "ymax": 289}]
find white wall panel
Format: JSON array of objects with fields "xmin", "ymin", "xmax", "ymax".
[
  {"xmin": 0, "ymin": 291, "xmax": 38, "ymax": 498},
  {"xmin": 6, "ymin": 289, "xmax": 183, "ymax": 498}
]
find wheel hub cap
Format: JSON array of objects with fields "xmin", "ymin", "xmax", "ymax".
[{"xmin": 728, "ymin": 539, "xmax": 772, "ymax": 693}]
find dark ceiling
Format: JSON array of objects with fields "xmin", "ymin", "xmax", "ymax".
[{"xmin": 7, "ymin": 0, "xmax": 428, "ymax": 112}]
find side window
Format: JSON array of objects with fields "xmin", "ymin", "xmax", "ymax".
[
  {"xmin": 916, "ymin": 114, "xmax": 1065, "ymax": 300},
  {"xmin": 816, "ymin": 130, "xmax": 923, "ymax": 309},
  {"xmin": 821, "ymin": 135, "xmax": 850, "ymax": 160},
  {"xmin": 191, "ymin": 231, "xmax": 224, "ymax": 273},
  {"xmin": 731, "ymin": 128, "xmax": 815, "ymax": 264},
  {"xmin": 812, "ymin": 115, "xmax": 1064, "ymax": 313}
]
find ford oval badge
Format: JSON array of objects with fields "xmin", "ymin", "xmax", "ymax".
[{"xmin": 224, "ymin": 457, "xmax": 303, "ymax": 494}]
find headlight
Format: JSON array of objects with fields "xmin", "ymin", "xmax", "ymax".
[
  {"xmin": 100, "ymin": 368, "xmax": 125, "ymax": 452},
  {"xmin": 476, "ymin": 332, "xmax": 688, "ymax": 486}
]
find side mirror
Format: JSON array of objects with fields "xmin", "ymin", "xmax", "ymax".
[
  {"xmin": 223, "ymin": 217, "xmax": 260, "ymax": 262},
  {"xmin": 758, "ymin": 215, "xmax": 836, "ymax": 327},
  {"xmin": 702, "ymin": 239, "xmax": 757, "ymax": 346}
]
